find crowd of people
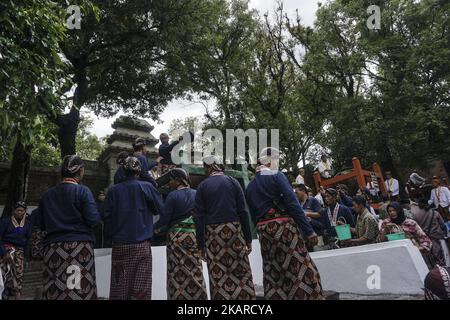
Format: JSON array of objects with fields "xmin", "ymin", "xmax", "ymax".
[
  {"xmin": 0, "ymin": 136, "xmax": 449, "ymax": 300},
  {"xmin": 294, "ymin": 163, "xmax": 450, "ymax": 265}
]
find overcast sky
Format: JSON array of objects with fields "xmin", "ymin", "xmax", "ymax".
[{"xmin": 89, "ymin": 0, "xmax": 322, "ymax": 140}]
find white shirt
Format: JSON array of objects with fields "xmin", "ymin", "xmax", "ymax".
[
  {"xmin": 295, "ymin": 174, "xmax": 305, "ymax": 185},
  {"xmin": 385, "ymin": 178, "xmax": 399, "ymax": 196},
  {"xmin": 318, "ymin": 161, "xmax": 331, "ymax": 178},
  {"xmin": 430, "ymin": 186, "xmax": 450, "ymax": 208},
  {"xmin": 315, "ymin": 193, "xmax": 324, "ymax": 207},
  {"xmin": 366, "ymin": 181, "xmax": 379, "ymax": 196}
]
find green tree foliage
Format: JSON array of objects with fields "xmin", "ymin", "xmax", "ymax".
[
  {"xmin": 53, "ymin": 0, "xmax": 228, "ymax": 157},
  {"xmin": 285, "ymin": 0, "xmax": 450, "ymax": 177}
]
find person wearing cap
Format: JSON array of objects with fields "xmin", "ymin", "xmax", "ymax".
[
  {"xmin": 0, "ymin": 202, "xmax": 32, "ymax": 300},
  {"xmin": 424, "ymin": 265, "xmax": 450, "ymax": 300},
  {"xmin": 384, "ymin": 171, "xmax": 400, "ymax": 202},
  {"xmin": 430, "ymin": 176, "xmax": 450, "ymax": 221},
  {"xmin": 113, "ymin": 151, "xmax": 129, "ymax": 184},
  {"xmin": 245, "ymin": 148, "xmax": 323, "ymax": 300},
  {"xmin": 338, "ymin": 196, "xmax": 379, "ymax": 247},
  {"xmin": 154, "ymin": 168, "xmax": 207, "ymax": 300},
  {"xmin": 195, "ymin": 155, "xmax": 256, "ymax": 300},
  {"xmin": 103, "ymin": 156, "xmax": 164, "ymax": 300},
  {"xmin": 37, "ymin": 155, "xmax": 100, "ymax": 300},
  {"xmin": 132, "ymin": 137, "xmax": 158, "ymax": 187},
  {"xmin": 322, "ymin": 188, "xmax": 355, "ymax": 240}
]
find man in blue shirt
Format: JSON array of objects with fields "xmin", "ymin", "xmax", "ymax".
[
  {"xmin": 245, "ymin": 147, "xmax": 323, "ymax": 300},
  {"xmin": 38, "ymin": 155, "xmax": 100, "ymax": 300},
  {"xmin": 104, "ymin": 156, "xmax": 164, "ymax": 300},
  {"xmin": 322, "ymin": 188, "xmax": 355, "ymax": 240},
  {"xmin": 294, "ymin": 183, "xmax": 324, "ymax": 236},
  {"xmin": 195, "ymin": 155, "xmax": 256, "ymax": 300}
]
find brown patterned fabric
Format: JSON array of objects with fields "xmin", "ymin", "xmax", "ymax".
[
  {"xmin": 205, "ymin": 221, "xmax": 256, "ymax": 300},
  {"xmin": 31, "ymin": 229, "xmax": 45, "ymax": 259},
  {"xmin": 110, "ymin": 240, "xmax": 152, "ymax": 300},
  {"xmin": 0, "ymin": 247, "xmax": 24, "ymax": 300},
  {"xmin": 166, "ymin": 228, "xmax": 207, "ymax": 300},
  {"xmin": 256, "ymin": 214, "xmax": 324, "ymax": 300},
  {"xmin": 43, "ymin": 241, "xmax": 97, "ymax": 300}
]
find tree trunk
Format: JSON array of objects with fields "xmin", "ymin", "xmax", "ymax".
[
  {"xmin": 57, "ymin": 107, "xmax": 80, "ymax": 158},
  {"xmin": 56, "ymin": 67, "xmax": 87, "ymax": 158},
  {"xmin": 2, "ymin": 138, "xmax": 31, "ymax": 217}
]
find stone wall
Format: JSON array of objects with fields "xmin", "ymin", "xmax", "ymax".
[{"xmin": 0, "ymin": 160, "xmax": 109, "ymax": 217}]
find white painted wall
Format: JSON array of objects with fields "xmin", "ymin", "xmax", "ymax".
[{"xmin": 95, "ymin": 239, "xmax": 429, "ymax": 299}]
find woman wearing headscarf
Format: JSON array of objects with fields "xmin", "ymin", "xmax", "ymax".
[
  {"xmin": 424, "ymin": 265, "xmax": 450, "ymax": 300},
  {"xmin": 37, "ymin": 155, "xmax": 100, "ymax": 300},
  {"xmin": 0, "ymin": 202, "xmax": 32, "ymax": 300},
  {"xmin": 378, "ymin": 202, "xmax": 433, "ymax": 263},
  {"xmin": 195, "ymin": 155, "xmax": 255, "ymax": 300},
  {"xmin": 154, "ymin": 168, "xmax": 207, "ymax": 300},
  {"xmin": 104, "ymin": 156, "xmax": 164, "ymax": 300},
  {"xmin": 245, "ymin": 147, "xmax": 323, "ymax": 300}
]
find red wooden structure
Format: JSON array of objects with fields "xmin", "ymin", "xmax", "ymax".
[{"xmin": 313, "ymin": 157, "xmax": 387, "ymax": 206}]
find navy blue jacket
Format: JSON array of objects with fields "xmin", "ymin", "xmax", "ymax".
[
  {"xmin": 37, "ymin": 183, "xmax": 100, "ymax": 245},
  {"xmin": 321, "ymin": 203, "xmax": 355, "ymax": 237},
  {"xmin": 154, "ymin": 188, "xmax": 196, "ymax": 232},
  {"xmin": 245, "ymin": 170, "xmax": 314, "ymax": 237},
  {"xmin": 0, "ymin": 217, "xmax": 32, "ymax": 255},
  {"xmin": 195, "ymin": 175, "xmax": 252, "ymax": 249},
  {"xmin": 135, "ymin": 153, "xmax": 158, "ymax": 187},
  {"xmin": 103, "ymin": 177, "xmax": 164, "ymax": 245},
  {"xmin": 113, "ymin": 166, "xmax": 127, "ymax": 185},
  {"xmin": 158, "ymin": 141, "xmax": 179, "ymax": 165}
]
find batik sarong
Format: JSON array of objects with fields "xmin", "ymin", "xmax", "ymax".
[
  {"xmin": 110, "ymin": 240, "xmax": 152, "ymax": 300},
  {"xmin": 256, "ymin": 209, "xmax": 324, "ymax": 300},
  {"xmin": 0, "ymin": 246, "xmax": 25, "ymax": 299},
  {"xmin": 166, "ymin": 217, "xmax": 207, "ymax": 300},
  {"xmin": 43, "ymin": 241, "xmax": 97, "ymax": 300},
  {"xmin": 205, "ymin": 221, "xmax": 256, "ymax": 300},
  {"xmin": 31, "ymin": 229, "xmax": 45, "ymax": 259}
]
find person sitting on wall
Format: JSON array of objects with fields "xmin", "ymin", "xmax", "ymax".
[
  {"xmin": 378, "ymin": 202, "xmax": 433, "ymax": 265},
  {"xmin": 321, "ymin": 188, "xmax": 355, "ymax": 242},
  {"xmin": 339, "ymin": 196, "xmax": 379, "ymax": 247},
  {"xmin": 294, "ymin": 183, "xmax": 324, "ymax": 237}
]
